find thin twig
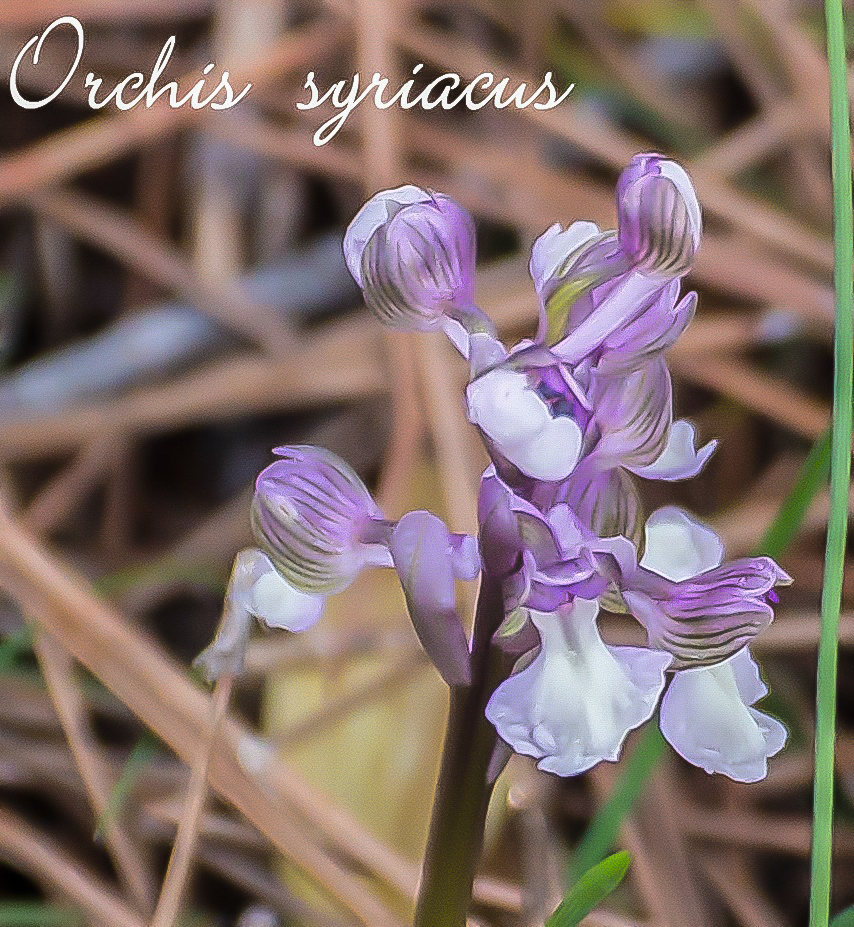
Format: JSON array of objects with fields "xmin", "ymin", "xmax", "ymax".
[
  {"xmin": 33, "ymin": 628, "xmax": 158, "ymax": 914},
  {"xmin": 149, "ymin": 673, "xmax": 234, "ymax": 927},
  {"xmin": 0, "ymin": 804, "xmax": 147, "ymax": 927}
]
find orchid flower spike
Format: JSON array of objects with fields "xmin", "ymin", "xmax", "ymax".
[{"xmin": 197, "ymin": 153, "xmax": 791, "ymax": 786}]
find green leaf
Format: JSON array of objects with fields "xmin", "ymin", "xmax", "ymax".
[
  {"xmin": 831, "ymin": 904, "xmax": 854, "ymax": 927},
  {"xmin": 547, "ymin": 851, "xmax": 632, "ymax": 927}
]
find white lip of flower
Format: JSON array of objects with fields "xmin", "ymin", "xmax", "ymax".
[
  {"xmin": 659, "ymin": 649, "xmax": 787, "ymax": 782},
  {"xmin": 485, "ymin": 599, "xmax": 671, "ymax": 776},
  {"xmin": 641, "ymin": 506, "xmax": 787, "ymax": 781},
  {"xmin": 231, "ymin": 548, "xmax": 326, "ymax": 632},
  {"xmin": 466, "ymin": 367, "xmax": 584, "ymax": 481}
]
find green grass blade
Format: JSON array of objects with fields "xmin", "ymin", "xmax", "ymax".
[
  {"xmin": 94, "ymin": 730, "xmax": 160, "ymax": 841},
  {"xmin": 831, "ymin": 905, "xmax": 854, "ymax": 927},
  {"xmin": 812, "ymin": 2, "xmax": 854, "ymax": 925},
  {"xmin": 547, "ymin": 852, "xmax": 632, "ymax": 927},
  {"xmin": 568, "ymin": 725, "xmax": 665, "ymax": 883},
  {"xmin": 0, "ymin": 904, "xmax": 84, "ymax": 927},
  {"xmin": 758, "ymin": 430, "xmax": 832, "ymax": 560}
]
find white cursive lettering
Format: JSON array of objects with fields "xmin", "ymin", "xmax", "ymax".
[
  {"xmin": 10, "ymin": 16, "xmax": 84, "ymax": 109},
  {"xmin": 296, "ymin": 65, "xmax": 575, "ymax": 145},
  {"xmin": 9, "ymin": 17, "xmax": 251, "ymax": 112}
]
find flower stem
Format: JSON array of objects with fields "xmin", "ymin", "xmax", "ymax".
[
  {"xmin": 413, "ymin": 576, "xmax": 504, "ymax": 927},
  {"xmin": 811, "ymin": 3, "xmax": 853, "ymax": 926}
]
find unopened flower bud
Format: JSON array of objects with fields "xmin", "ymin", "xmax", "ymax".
[
  {"xmin": 617, "ymin": 153, "xmax": 701, "ymax": 278},
  {"xmin": 344, "ymin": 185, "xmax": 476, "ymax": 331}
]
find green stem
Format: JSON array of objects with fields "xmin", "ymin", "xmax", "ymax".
[
  {"xmin": 811, "ymin": 3, "xmax": 854, "ymax": 926},
  {"xmin": 413, "ymin": 577, "xmax": 504, "ymax": 927}
]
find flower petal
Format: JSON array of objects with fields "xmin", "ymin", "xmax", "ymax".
[
  {"xmin": 551, "ymin": 271, "xmax": 670, "ymax": 366},
  {"xmin": 628, "ymin": 419, "xmax": 717, "ymax": 481},
  {"xmin": 232, "ymin": 549, "xmax": 327, "ymax": 632},
  {"xmin": 660, "ymin": 649, "xmax": 786, "ymax": 782},
  {"xmin": 466, "ymin": 367, "xmax": 583, "ymax": 481},
  {"xmin": 485, "ymin": 599, "xmax": 670, "ymax": 776},
  {"xmin": 640, "ymin": 505, "xmax": 724, "ymax": 581},
  {"xmin": 343, "ymin": 185, "xmax": 429, "ymax": 285},
  {"xmin": 557, "ymin": 466, "xmax": 644, "ymax": 550},
  {"xmin": 530, "ymin": 221, "xmax": 602, "ymax": 297},
  {"xmin": 728, "ymin": 645, "xmax": 769, "ymax": 704},
  {"xmin": 626, "ymin": 556, "xmax": 790, "ymax": 668},
  {"xmin": 390, "ymin": 511, "xmax": 472, "ymax": 686},
  {"xmin": 513, "ymin": 417, "xmax": 584, "ymax": 482},
  {"xmin": 595, "ymin": 287, "xmax": 697, "ymax": 374},
  {"xmin": 617, "ymin": 153, "xmax": 701, "ymax": 278},
  {"xmin": 588, "ymin": 358, "xmax": 672, "ymax": 471}
]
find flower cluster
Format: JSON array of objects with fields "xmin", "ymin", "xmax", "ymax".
[{"xmin": 199, "ymin": 156, "xmax": 790, "ymax": 783}]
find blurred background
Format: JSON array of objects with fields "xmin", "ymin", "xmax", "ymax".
[{"xmin": 0, "ymin": 1, "xmax": 848, "ymax": 925}]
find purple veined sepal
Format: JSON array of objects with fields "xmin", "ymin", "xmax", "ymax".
[
  {"xmin": 251, "ymin": 445, "xmax": 392, "ymax": 595},
  {"xmin": 552, "ymin": 465, "xmax": 644, "ymax": 553},
  {"xmin": 585, "ymin": 356, "xmax": 673, "ymax": 473},
  {"xmin": 616, "ymin": 153, "xmax": 702, "ymax": 278},
  {"xmin": 624, "ymin": 555, "xmax": 791, "ymax": 669},
  {"xmin": 342, "ymin": 184, "xmax": 500, "ymax": 369},
  {"xmin": 591, "ymin": 284, "xmax": 697, "ymax": 376},
  {"xmin": 484, "ymin": 598, "xmax": 672, "ymax": 776}
]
